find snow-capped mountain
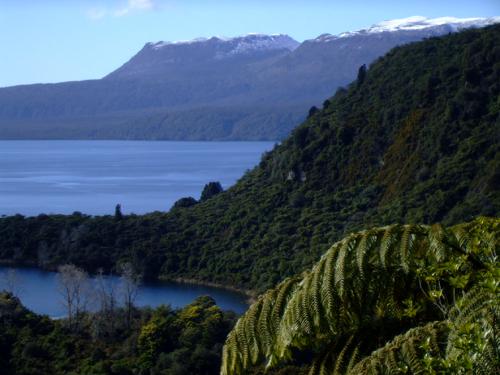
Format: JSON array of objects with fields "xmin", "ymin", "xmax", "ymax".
[
  {"xmin": 312, "ymin": 16, "xmax": 500, "ymax": 42},
  {"xmin": 150, "ymin": 34, "xmax": 299, "ymax": 54},
  {"xmin": 0, "ymin": 16, "xmax": 498, "ymax": 140},
  {"xmin": 106, "ymin": 33, "xmax": 299, "ymax": 80}
]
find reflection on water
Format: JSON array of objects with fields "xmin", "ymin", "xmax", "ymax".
[{"xmin": 0, "ymin": 266, "xmax": 249, "ymax": 316}]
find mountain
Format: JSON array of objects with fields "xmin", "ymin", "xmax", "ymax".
[
  {"xmin": 1, "ymin": 24, "xmax": 498, "ymax": 293},
  {"xmin": 0, "ymin": 16, "xmax": 498, "ymax": 140},
  {"xmin": 106, "ymin": 34, "xmax": 300, "ymax": 80}
]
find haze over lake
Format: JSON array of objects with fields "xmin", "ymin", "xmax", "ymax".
[{"xmin": 0, "ymin": 140, "xmax": 273, "ymax": 216}]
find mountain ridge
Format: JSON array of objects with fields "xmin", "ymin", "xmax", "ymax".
[
  {"xmin": 312, "ymin": 15, "xmax": 500, "ymax": 40},
  {"xmin": 0, "ymin": 16, "xmax": 498, "ymax": 141}
]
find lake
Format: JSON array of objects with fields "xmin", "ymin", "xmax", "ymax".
[
  {"xmin": 0, "ymin": 266, "xmax": 249, "ymax": 316},
  {"xmin": 0, "ymin": 140, "xmax": 274, "ymax": 216}
]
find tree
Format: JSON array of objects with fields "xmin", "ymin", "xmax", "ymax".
[
  {"xmin": 173, "ymin": 197, "xmax": 198, "ymax": 209},
  {"xmin": 92, "ymin": 269, "xmax": 118, "ymax": 339},
  {"xmin": 357, "ymin": 64, "xmax": 367, "ymax": 86},
  {"xmin": 307, "ymin": 106, "xmax": 319, "ymax": 118},
  {"xmin": 119, "ymin": 262, "xmax": 140, "ymax": 328},
  {"xmin": 2, "ymin": 268, "xmax": 22, "ymax": 297},
  {"xmin": 114, "ymin": 204, "xmax": 123, "ymax": 221},
  {"xmin": 57, "ymin": 264, "xmax": 90, "ymax": 330},
  {"xmin": 200, "ymin": 182, "xmax": 223, "ymax": 202},
  {"xmin": 95, "ymin": 269, "xmax": 117, "ymax": 313},
  {"xmin": 293, "ymin": 126, "xmax": 309, "ymax": 148}
]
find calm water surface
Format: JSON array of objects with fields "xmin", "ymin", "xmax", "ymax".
[
  {"xmin": 0, "ymin": 140, "xmax": 273, "ymax": 216},
  {"xmin": 0, "ymin": 266, "xmax": 249, "ymax": 316}
]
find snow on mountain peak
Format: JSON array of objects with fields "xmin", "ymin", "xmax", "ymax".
[
  {"xmin": 366, "ymin": 15, "xmax": 500, "ymax": 33},
  {"xmin": 149, "ymin": 38, "xmax": 209, "ymax": 49},
  {"xmin": 313, "ymin": 16, "xmax": 500, "ymax": 42},
  {"xmin": 220, "ymin": 34, "xmax": 300, "ymax": 56},
  {"xmin": 148, "ymin": 33, "xmax": 299, "ymax": 54}
]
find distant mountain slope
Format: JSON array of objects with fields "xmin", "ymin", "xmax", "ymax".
[
  {"xmin": 106, "ymin": 34, "xmax": 300, "ymax": 81},
  {"xmin": 1, "ymin": 24, "xmax": 498, "ymax": 293},
  {"xmin": 0, "ymin": 16, "xmax": 498, "ymax": 140}
]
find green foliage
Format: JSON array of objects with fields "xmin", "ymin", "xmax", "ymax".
[
  {"xmin": 172, "ymin": 197, "xmax": 198, "ymax": 209},
  {"xmin": 356, "ymin": 64, "xmax": 367, "ymax": 86},
  {"xmin": 0, "ymin": 25, "xmax": 498, "ymax": 295},
  {"xmin": 0, "ymin": 295, "xmax": 236, "ymax": 375},
  {"xmin": 222, "ymin": 217, "xmax": 499, "ymax": 374},
  {"xmin": 307, "ymin": 107, "xmax": 319, "ymax": 119},
  {"xmin": 350, "ymin": 321, "xmax": 449, "ymax": 374},
  {"xmin": 200, "ymin": 182, "xmax": 224, "ymax": 202}
]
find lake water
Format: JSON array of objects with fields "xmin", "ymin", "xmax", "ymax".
[
  {"xmin": 0, "ymin": 140, "xmax": 273, "ymax": 216},
  {"xmin": 0, "ymin": 266, "xmax": 249, "ymax": 316}
]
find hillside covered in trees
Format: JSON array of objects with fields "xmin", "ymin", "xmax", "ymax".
[{"xmin": 0, "ymin": 24, "xmax": 499, "ymax": 294}]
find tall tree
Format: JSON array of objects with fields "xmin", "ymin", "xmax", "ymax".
[
  {"xmin": 357, "ymin": 64, "xmax": 367, "ymax": 86},
  {"xmin": 307, "ymin": 105, "xmax": 319, "ymax": 118},
  {"xmin": 57, "ymin": 264, "xmax": 90, "ymax": 330},
  {"xmin": 200, "ymin": 182, "xmax": 224, "ymax": 202},
  {"xmin": 119, "ymin": 262, "xmax": 140, "ymax": 328},
  {"xmin": 114, "ymin": 204, "xmax": 123, "ymax": 221},
  {"xmin": 92, "ymin": 269, "xmax": 118, "ymax": 339}
]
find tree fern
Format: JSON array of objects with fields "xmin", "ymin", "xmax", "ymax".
[
  {"xmin": 379, "ymin": 224, "xmax": 398, "ymax": 269},
  {"xmin": 349, "ymin": 321, "xmax": 449, "ymax": 374},
  {"xmin": 221, "ymin": 217, "xmax": 499, "ymax": 375}
]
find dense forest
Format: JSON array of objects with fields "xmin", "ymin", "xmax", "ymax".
[
  {"xmin": 0, "ymin": 25, "xmax": 499, "ymax": 296},
  {"xmin": 0, "ymin": 291, "xmax": 236, "ymax": 375},
  {"xmin": 1, "ymin": 217, "xmax": 497, "ymax": 375}
]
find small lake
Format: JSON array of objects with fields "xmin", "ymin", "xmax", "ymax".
[
  {"xmin": 0, "ymin": 140, "xmax": 274, "ymax": 216},
  {"xmin": 0, "ymin": 266, "xmax": 249, "ymax": 316}
]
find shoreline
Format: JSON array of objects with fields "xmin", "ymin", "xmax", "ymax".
[
  {"xmin": 165, "ymin": 276, "xmax": 257, "ymax": 305},
  {"xmin": 0, "ymin": 261, "xmax": 257, "ymax": 306}
]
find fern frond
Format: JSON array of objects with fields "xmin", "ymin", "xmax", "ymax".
[
  {"xmin": 356, "ymin": 230, "xmax": 378, "ymax": 278},
  {"xmin": 345, "ymin": 342, "xmax": 361, "ymax": 373},
  {"xmin": 379, "ymin": 224, "xmax": 399, "ymax": 268},
  {"xmin": 258, "ymin": 289, "xmax": 276, "ymax": 356},
  {"xmin": 335, "ymin": 235, "xmax": 358, "ymax": 297},
  {"xmin": 221, "ymin": 218, "xmax": 500, "ymax": 375},
  {"xmin": 348, "ymin": 321, "xmax": 449, "ymax": 374},
  {"xmin": 399, "ymin": 225, "xmax": 413, "ymax": 273},
  {"xmin": 428, "ymin": 223, "xmax": 447, "ymax": 261},
  {"xmin": 322, "ymin": 243, "xmax": 340, "ymax": 324},
  {"xmin": 333, "ymin": 335, "xmax": 354, "ymax": 375},
  {"xmin": 244, "ymin": 297, "xmax": 263, "ymax": 364}
]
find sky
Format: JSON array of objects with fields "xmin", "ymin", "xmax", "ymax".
[{"xmin": 0, "ymin": 0, "xmax": 499, "ymax": 87}]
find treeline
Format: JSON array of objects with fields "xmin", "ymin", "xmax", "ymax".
[
  {"xmin": 0, "ymin": 105, "xmax": 306, "ymax": 141},
  {"xmin": 0, "ymin": 289, "xmax": 237, "ymax": 375},
  {"xmin": 0, "ymin": 25, "xmax": 499, "ymax": 293}
]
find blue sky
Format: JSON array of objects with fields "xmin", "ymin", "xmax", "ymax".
[{"xmin": 0, "ymin": 0, "xmax": 499, "ymax": 87}]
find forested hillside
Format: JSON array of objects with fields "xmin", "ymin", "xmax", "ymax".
[{"xmin": 0, "ymin": 25, "xmax": 498, "ymax": 293}]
